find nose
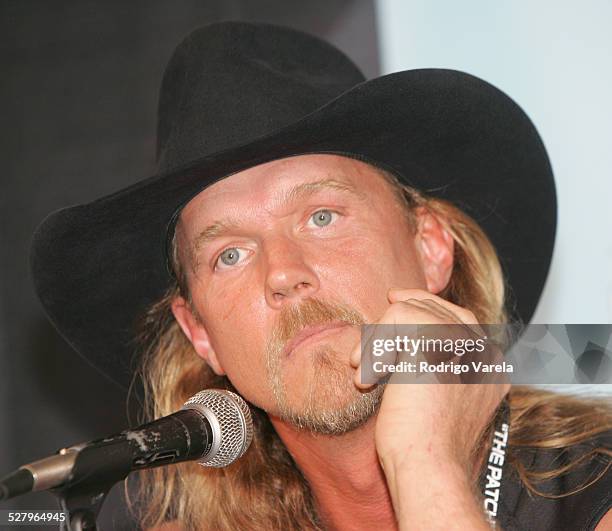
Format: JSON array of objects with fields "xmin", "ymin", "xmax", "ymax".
[{"xmin": 263, "ymin": 236, "xmax": 320, "ymax": 308}]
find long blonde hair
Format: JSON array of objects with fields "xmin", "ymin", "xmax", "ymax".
[{"xmin": 133, "ymin": 169, "xmax": 611, "ymax": 530}]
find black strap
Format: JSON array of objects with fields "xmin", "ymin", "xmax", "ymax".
[{"xmin": 481, "ymin": 398, "xmax": 511, "ymax": 528}]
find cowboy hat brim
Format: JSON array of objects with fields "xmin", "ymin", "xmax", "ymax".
[{"xmin": 30, "ymin": 68, "xmax": 556, "ymax": 390}]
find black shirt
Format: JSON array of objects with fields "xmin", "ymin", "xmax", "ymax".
[{"xmin": 479, "ymin": 432, "xmax": 612, "ymax": 530}]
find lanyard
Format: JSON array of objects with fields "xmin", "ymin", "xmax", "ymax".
[{"xmin": 481, "ymin": 398, "xmax": 511, "ymax": 528}]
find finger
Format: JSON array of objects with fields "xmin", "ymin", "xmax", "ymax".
[
  {"xmin": 352, "ymin": 298, "xmax": 458, "ymax": 388},
  {"xmin": 394, "ymin": 298, "xmax": 462, "ymax": 325},
  {"xmin": 388, "ymin": 288, "xmax": 479, "ymax": 325},
  {"xmin": 351, "ymin": 317, "xmax": 408, "ymax": 390},
  {"xmin": 403, "ymin": 299, "xmax": 485, "ymax": 339}
]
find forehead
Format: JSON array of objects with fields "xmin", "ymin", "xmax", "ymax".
[{"xmin": 179, "ymin": 154, "xmax": 394, "ymax": 226}]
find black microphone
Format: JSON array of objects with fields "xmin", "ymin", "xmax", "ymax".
[{"xmin": 0, "ymin": 389, "xmax": 253, "ymax": 501}]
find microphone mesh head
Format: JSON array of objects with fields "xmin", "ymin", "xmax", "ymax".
[{"xmin": 182, "ymin": 389, "xmax": 253, "ymax": 468}]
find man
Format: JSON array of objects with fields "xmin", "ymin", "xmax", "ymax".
[{"xmin": 30, "ymin": 23, "xmax": 611, "ymax": 529}]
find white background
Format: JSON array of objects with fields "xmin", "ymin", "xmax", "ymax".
[{"xmin": 375, "ymin": 0, "xmax": 612, "ymax": 394}]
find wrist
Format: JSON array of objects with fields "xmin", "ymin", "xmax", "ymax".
[
  {"xmin": 378, "ymin": 440, "xmax": 469, "ymax": 478},
  {"xmin": 382, "ymin": 454, "xmax": 488, "ymax": 531},
  {"xmin": 384, "ymin": 453, "xmax": 472, "ymax": 492}
]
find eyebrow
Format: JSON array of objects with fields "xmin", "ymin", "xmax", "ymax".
[
  {"xmin": 280, "ymin": 177, "xmax": 364, "ymax": 204},
  {"xmin": 190, "ymin": 178, "xmax": 364, "ymax": 266}
]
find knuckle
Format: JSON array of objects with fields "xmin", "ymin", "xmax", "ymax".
[
  {"xmin": 386, "ymin": 300, "xmax": 419, "ymax": 322},
  {"xmin": 460, "ymin": 308, "xmax": 478, "ymax": 323}
]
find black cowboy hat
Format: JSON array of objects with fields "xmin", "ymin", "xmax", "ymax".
[{"xmin": 30, "ymin": 21, "xmax": 556, "ymax": 390}]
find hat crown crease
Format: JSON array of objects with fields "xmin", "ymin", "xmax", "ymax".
[{"xmin": 156, "ymin": 22, "xmax": 365, "ymax": 174}]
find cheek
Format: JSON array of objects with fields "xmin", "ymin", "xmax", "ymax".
[
  {"xmin": 194, "ymin": 278, "xmax": 273, "ymax": 407},
  {"xmin": 315, "ymin": 232, "xmax": 426, "ymax": 316}
]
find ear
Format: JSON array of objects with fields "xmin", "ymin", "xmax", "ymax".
[
  {"xmin": 171, "ymin": 296, "xmax": 226, "ymax": 375},
  {"xmin": 413, "ymin": 207, "xmax": 455, "ymax": 294}
]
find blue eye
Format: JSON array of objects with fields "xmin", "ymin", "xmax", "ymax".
[
  {"xmin": 310, "ymin": 209, "xmax": 336, "ymax": 227},
  {"xmin": 216, "ymin": 247, "xmax": 243, "ymax": 268}
]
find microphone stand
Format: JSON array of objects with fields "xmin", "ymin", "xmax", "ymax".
[
  {"xmin": 56, "ymin": 482, "xmax": 110, "ymax": 531},
  {"xmin": 52, "ymin": 438, "xmax": 134, "ymax": 531}
]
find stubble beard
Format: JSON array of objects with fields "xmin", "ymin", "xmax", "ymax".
[{"xmin": 266, "ymin": 297, "xmax": 385, "ymax": 435}]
